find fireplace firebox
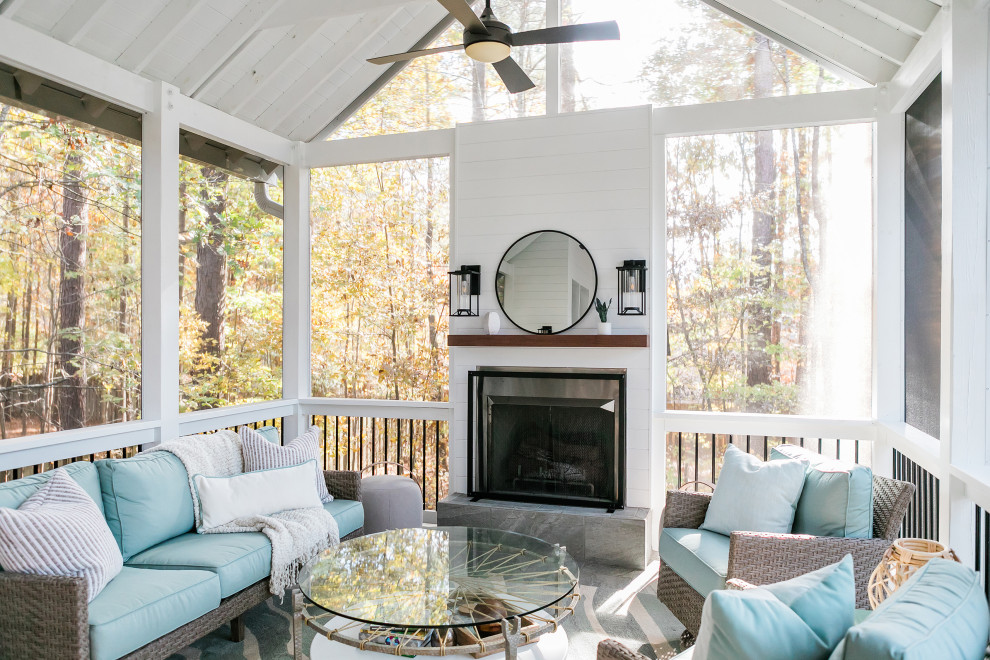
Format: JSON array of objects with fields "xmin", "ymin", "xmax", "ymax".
[{"xmin": 468, "ymin": 368, "xmax": 625, "ymax": 510}]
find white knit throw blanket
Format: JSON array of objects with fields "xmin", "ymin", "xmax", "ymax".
[{"xmin": 145, "ymin": 430, "xmax": 339, "ymax": 596}]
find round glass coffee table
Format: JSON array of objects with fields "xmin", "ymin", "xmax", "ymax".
[{"xmin": 293, "ymin": 527, "xmax": 580, "ymax": 659}]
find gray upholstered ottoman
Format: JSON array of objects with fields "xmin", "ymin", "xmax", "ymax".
[{"xmin": 361, "ymin": 474, "xmax": 423, "ymax": 533}]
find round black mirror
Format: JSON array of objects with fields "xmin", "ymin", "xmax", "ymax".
[{"xmin": 495, "ymin": 230, "xmax": 597, "ymax": 335}]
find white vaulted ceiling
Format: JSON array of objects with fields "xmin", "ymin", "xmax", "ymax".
[{"xmin": 0, "ymin": 0, "xmax": 942, "ymax": 142}]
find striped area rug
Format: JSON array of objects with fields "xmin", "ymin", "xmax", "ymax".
[{"xmin": 168, "ymin": 560, "xmax": 686, "ymax": 660}]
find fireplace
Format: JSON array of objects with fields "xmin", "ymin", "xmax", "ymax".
[{"xmin": 468, "ymin": 368, "xmax": 625, "ymax": 510}]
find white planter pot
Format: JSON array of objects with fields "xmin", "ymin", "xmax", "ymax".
[{"xmin": 598, "ymin": 322, "xmax": 612, "ymax": 335}]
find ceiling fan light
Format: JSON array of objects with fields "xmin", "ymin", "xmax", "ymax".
[{"xmin": 465, "ymin": 40, "xmax": 511, "ymax": 63}]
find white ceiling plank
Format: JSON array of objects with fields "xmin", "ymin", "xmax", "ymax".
[
  {"xmin": 887, "ymin": 8, "xmax": 945, "ymax": 113},
  {"xmin": 705, "ymin": 0, "xmax": 899, "ymax": 83},
  {"xmin": 0, "ymin": 0, "xmax": 30, "ymax": 17},
  {"xmin": 51, "ymin": 0, "xmax": 112, "ymax": 46},
  {"xmin": 844, "ymin": 0, "xmax": 939, "ymax": 36},
  {"xmin": 252, "ymin": 7, "xmax": 401, "ymax": 134},
  {"xmin": 260, "ymin": 0, "xmax": 424, "ymax": 29},
  {"xmin": 774, "ymin": 0, "xmax": 917, "ymax": 65},
  {"xmin": 115, "ymin": 0, "xmax": 201, "ymax": 74},
  {"xmin": 219, "ymin": 19, "xmax": 328, "ymax": 116},
  {"xmin": 172, "ymin": 0, "xmax": 286, "ymax": 96}
]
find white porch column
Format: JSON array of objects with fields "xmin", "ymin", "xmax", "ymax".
[
  {"xmin": 282, "ymin": 159, "xmax": 312, "ymax": 439},
  {"xmin": 943, "ymin": 0, "xmax": 988, "ymax": 558},
  {"xmin": 141, "ymin": 82, "xmax": 181, "ymax": 445}
]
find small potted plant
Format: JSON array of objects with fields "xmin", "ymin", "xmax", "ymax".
[{"xmin": 595, "ymin": 297, "xmax": 612, "ymax": 335}]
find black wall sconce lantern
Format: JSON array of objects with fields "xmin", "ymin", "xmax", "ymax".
[
  {"xmin": 449, "ymin": 265, "xmax": 481, "ymax": 317},
  {"xmin": 617, "ymin": 260, "xmax": 647, "ymax": 315}
]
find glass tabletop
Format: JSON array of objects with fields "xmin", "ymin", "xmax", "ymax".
[{"xmin": 298, "ymin": 527, "xmax": 580, "ymax": 629}]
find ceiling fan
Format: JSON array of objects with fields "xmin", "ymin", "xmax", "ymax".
[{"xmin": 367, "ymin": 0, "xmax": 620, "ymax": 93}]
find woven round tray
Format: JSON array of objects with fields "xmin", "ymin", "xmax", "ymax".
[{"xmin": 868, "ymin": 538, "xmax": 959, "ymax": 609}]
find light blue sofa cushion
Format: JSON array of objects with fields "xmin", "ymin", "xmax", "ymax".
[
  {"xmin": 255, "ymin": 425, "xmax": 281, "ymax": 444},
  {"xmin": 125, "ymin": 532, "xmax": 271, "ymax": 598},
  {"xmin": 659, "ymin": 528, "xmax": 730, "ymax": 597},
  {"xmin": 693, "ymin": 556, "xmax": 855, "ymax": 660},
  {"xmin": 701, "ymin": 444, "xmax": 806, "ymax": 536},
  {"xmin": 88, "ymin": 566, "xmax": 220, "ymax": 660},
  {"xmin": 325, "ymin": 499, "xmax": 364, "ymax": 537},
  {"xmin": 97, "ymin": 451, "xmax": 195, "ymax": 561},
  {"xmin": 830, "ymin": 558, "xmax": 990, "ymax": 660},
  {"xmin": 770, "ymin": 444, "xmax": 873, "ymax": 538},
  {"xmin": 0, "ymin": 461, "xmax": 104, "ymax": 515}
]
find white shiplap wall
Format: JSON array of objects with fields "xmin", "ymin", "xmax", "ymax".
[{"xmin": 448, "ymin": 106, "xmax": 655, "ymax": 510}]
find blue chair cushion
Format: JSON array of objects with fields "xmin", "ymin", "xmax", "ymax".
[
  {"xmin": 830, "ymin": 558, "xmax": 990, "ymax": 660},
  {"xmin": 88, "ymin": 566, "xmax": 220, "ymax": 660},
  {"xmin": 125, "ymin": 532, "xmax": 270, "ymax": 598},
  {"xmin": 0, "ymin": 461, "xmax": 104, "ymax": 515},
  {"xmin": 770, "ymin": 444, "xmax": 873, "ymax": 538},
  {"xmin": 694, "ymin": 556, "xmax": 856, "ymax": 660},
  {"xmin": 325, "ymin": 499, "xmax": 364, "ymax": 537},
  {"xmin": 701, "ymin": 445, "xmax": 806, "ymax": 536},
  {"xmin": 97, "ymin": 452, "xmax": 194, "ymax": 560},
  {"xmin": 659, "ymin": 528, "xmax": 730, "ymax": 597}
]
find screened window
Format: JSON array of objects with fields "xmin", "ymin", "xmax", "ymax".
[
  {"xmin": 310, "ymin": 158, "xmax": 449, "ymax": 402},
  {"xmin": 335, "ymin": 1, "xmax": 546, "ymax": 139},
  {"xmin": 0, "ymin": 102, "xmax": 141, "ymax": 437},
  {"xmin": 666, "ymin": 123, "xmax": 873, "ymax": 416},
  {"xmin": 178, "ymin": 159, "xmax": 283, "ymax": 411}
]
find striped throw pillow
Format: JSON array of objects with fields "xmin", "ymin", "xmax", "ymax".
[
  {"xmin": 240, "ymin": 426, "xmax": 333, "ymax": 503},
  {"xmin": 0, "ymin": 468, "xmax": 123, "ymax": 601}
]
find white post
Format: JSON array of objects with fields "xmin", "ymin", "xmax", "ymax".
[
  {"xmin": 942, "ymin": 0, "xmax": 988, "ymax": 558},
  {"xmin": 282, "ymin": 158, "xmax": 312, "ymax": 439},
  {"xmin": 872, "ymin": 106, "xmax": 905, "ymax": 478},
  {"xmin": 141, "ymin": 82, "xmax": 181, "ymax": 445}
]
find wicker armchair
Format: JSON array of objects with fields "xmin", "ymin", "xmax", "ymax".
[{"xmin": 657, "ymin": 474, "xmax": 915, "ymax": 639}]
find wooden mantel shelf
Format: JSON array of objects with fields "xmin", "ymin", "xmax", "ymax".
[{"xmin": 448, "ymin": 334, "xmax": 649, "ymax": 348}]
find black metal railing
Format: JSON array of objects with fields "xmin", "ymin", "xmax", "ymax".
[
  {"xmin": 975, "ymin": 504, "xmax": 990, "ymax": 600},
  {"xmin": 311, "ymin": 415, "xmax": 448, "ymax": 511},
  {"xmin": 892, "ymin": 449, "xmax": 939, "ymax": 540},
  {"xmin": 667, "ymin": 432, "xmax": 868, "ymax": 491}
]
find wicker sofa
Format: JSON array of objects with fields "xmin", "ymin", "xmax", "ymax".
[
  {"xmin": 657, "ymin": 473, "xmax": 915, "ymax": 640},
  {"xmin": 0, "ymin": 455, "xmax": 364, "ymax": 660}
]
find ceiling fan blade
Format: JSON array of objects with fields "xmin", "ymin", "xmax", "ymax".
[
  {"xmin": 368, "ymin": 44, "xmax": 464, "ymax": 65},
  {"xmin": 512, "ymin": 21, "xmax": 620, "ymax": 47},
  {"xmin": 437, "ymin": 0, "xmax": 489, "ymax": 34},
  {"xmin": 492, "ymin": 57, "xmax": 536, "ymax": 94}
]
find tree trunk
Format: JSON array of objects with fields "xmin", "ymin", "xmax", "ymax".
[
  {"xmin": 56, "ymin": 149, "xmax": 87, "ymax": 430},
  {"xmin": 746, "ymin": 35, "xmax": 776, "ymax": 390},
  {"xmin": 194, "ymin": 167, "xmax": 228, "ymax": 377}
]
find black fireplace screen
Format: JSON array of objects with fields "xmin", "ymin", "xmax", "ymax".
[{"xmin": 468, "ymin": 369, "xmax": 625, "ymax": 509}]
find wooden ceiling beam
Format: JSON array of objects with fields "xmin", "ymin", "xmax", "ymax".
[
  {"xmin": 776, "ymin": 0, "xmax": 917, "ymax": 65},
  {"xmin": 173, "ymin": 0, "xmax": 285, "ymax": 97},
  {"xmin": 115, "ymin": 0, "xmax": 201, "ymax": 74},
  {"xmin": 51, "ymin": 0, "xmax": 111, "ymax": 46},
  {"xmin": 844, "ymin": 0, "xmax": 940, "ymax": 37}
]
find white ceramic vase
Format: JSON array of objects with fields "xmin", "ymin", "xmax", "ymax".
[
  {"xmin": 484, "ymin": 311, "xmax": 501, "ymax": 335},
  {"xmin": 598, "ymin": 321, "xmax": 612, "ymax": 335}
]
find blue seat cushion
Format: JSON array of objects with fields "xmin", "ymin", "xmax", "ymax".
[
  {"xmin": 770, "ymin": 445, "xmax": 873, "ymax": 538},
  {"xmin": 325, "ymin": 499, "xmax": 364, "ymax": 537},
  {"xmin": 126, "ymin": 531, "xmax": 271, "ymax": 598},
  {"xmin": 0, "ymin": 462, "xmax": 104, "ymax": 515},
  {"xmin": 97, "ymin": 452, "xmax": 195, "ymax": 560},
  {"xmin": 659, "ymin": 528, "xmax": 730, "ymax": 597},
  {"xmin": 88, "ymin": 566, "xmax": 220, "ymax": 660},
  {"xmin": 830, "ymin": 558, "xmax": 990, "ymax": 660}
]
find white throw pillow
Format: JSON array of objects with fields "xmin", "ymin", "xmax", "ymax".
[
  {"xmin": 0, "ymin": 469, "xmax": 123, "ymax": 601},
  {"xmin": 194, "ymin": 460, "xmax": 323, "ymax": 530},
  {"xmin": 700, "ymin": 444, "xmax": 807, "ymax": 536},
  {"xmin": 240, "ymin": 425, "xmax": 333, "ymax": 503}
]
